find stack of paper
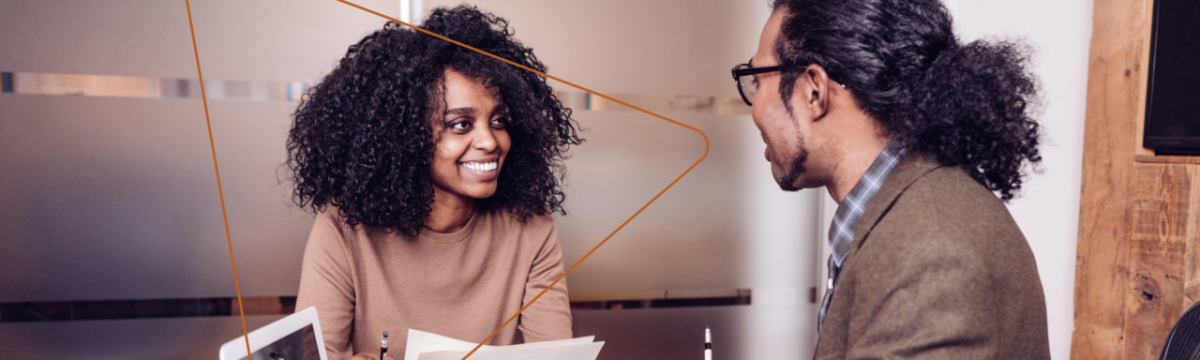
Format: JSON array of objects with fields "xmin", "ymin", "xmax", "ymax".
[{"xmin": 403, "ymin": 329, "xmax": 604, "ymax": 360}]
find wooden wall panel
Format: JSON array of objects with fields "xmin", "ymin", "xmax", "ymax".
[
  {"xmin": 1071, "ymin": 0, "xmax": 1154, "ymax": 357},
  {"xmin": 1074, "ymin": 0, "xmax": 1200, "ymax": 358},
  {"xmin": 1185, "ymin": 169, "xmax": 1200, "ymax": 307},
  {"xmin": 1120, "ymin": 164, "xmax": 1193, "ymax": 359}
]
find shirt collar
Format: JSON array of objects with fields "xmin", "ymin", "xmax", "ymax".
[{"xmin": 828, "ymin": 139, "xmax": 907, "ymax": 267}]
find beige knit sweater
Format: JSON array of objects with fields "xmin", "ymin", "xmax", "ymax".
[{"xmin": 295, "ymin": 207, "xmax": 573, "ymax": 360}]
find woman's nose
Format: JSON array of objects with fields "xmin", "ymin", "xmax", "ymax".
[{"xmin": 472, "ymin": 126, "xmax": 497, "ymax": 152}]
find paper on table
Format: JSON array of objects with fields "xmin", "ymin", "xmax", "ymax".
[
  {"xmin": 404, "ymin": 329, "xmax": 603, "ymax": 360},
  {"xmin": 417, "ymin": 343, "xmax": 605, "ymax": 360}
]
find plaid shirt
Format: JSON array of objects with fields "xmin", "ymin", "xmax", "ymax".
[{"xmin": 818, "ymin": 139, "xmax": 907, "ymax": 331}]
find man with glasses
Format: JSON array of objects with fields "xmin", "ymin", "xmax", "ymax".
[{"xmin": 736, "ymin": 0, "xmax": 1051, "ymax": 358}]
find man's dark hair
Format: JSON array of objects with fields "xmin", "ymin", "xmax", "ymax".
[
  {"xmin": 772, "ymin": 0, "xmax": 1042, "ymax": 201},
  {"xmin": 285, "ymin": 5, "xmax": 582, "ymax": 237}
]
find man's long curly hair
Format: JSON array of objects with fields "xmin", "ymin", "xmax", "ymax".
[
  {"xmin": 285, "ymin": 5, "xmax": 582, "ymax": 237},
  {"xmin": 772, "ymin": 0, "xmax": 1042, "ymax": 201}
]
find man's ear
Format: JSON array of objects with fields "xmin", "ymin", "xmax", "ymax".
[{"xmin": 802, "ymin": 64, "xmax": 833, "ymax": 120}]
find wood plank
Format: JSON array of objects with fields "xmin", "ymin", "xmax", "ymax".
[
  {"xmin": 1071, "ymin": 0, "xmax": 1156, "ymax": 358},
  {"xmin": 1135, "ymin": 155, "xmax": 1200, "ymax": 165},
  {"xmin": 1121, "ymin": 164, "xmax": 1192, "ymax": 359},
  {"xmin": 1185, "ymin": 164, "xmax": 1200, "ymax": 307},
  {"xmin": 1132, "ymin": 0, "xmax": 1156, "ymax": 159}
]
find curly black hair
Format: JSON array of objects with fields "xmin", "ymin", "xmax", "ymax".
[
  {"xmin": 285, "ymin": 5, "xmax": 582, "ymax": 237},
  {"xmin": 772, "ymin": 0, "xmax": 1042, "ymax": 201}
]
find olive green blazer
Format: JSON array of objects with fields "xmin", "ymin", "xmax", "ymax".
[{"xmin": 813, "ymin": 153, "xmax": 1051, "ymax": 359}]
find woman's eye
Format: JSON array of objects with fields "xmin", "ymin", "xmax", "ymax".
[
  {"xmin": 490, "ymin": 117, "xmax": 508, "ymax": 129},
  {"xmin": 449, "ymin": 120, "xmax": 471, "ymax": 132}
]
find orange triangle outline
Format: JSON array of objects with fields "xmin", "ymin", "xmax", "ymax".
[{"xmin": 186, "ymin": 1, "xmax": 713, "ymax": 359}]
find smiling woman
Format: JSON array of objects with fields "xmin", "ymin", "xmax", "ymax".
[
  {"xmin": 424, "ymin": 69, "xmax": 513, "ymax": 232},
  {"xmin": 283, "ymin": 5, "xmax": 582, "ymax": 360}
]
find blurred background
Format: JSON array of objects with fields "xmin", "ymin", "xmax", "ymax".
[{"xmin": 0, "ymin": 0, "xmax": 1090, "ymax": 359}]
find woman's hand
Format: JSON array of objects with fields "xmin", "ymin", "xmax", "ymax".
[{"xmin": 345, "ymin": 350, "xmax": 397, "ymax": 360}]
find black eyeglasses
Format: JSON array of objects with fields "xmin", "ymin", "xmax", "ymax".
[
  {"xmin": 732, "ymin": 61, "xmax": 846, "ymax": 106},
  {"xmin": 731, "ymin": 61, "xmax": 787, "ymax": 106}
]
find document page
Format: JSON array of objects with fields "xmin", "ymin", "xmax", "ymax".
[{"xmin": 404, "ymin": 329, "xmax": 603, "ymax": 360}]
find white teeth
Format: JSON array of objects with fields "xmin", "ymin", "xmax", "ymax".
[{"xmin": 463, "ymin": 161, "xmax": 498, "ymax": 171}]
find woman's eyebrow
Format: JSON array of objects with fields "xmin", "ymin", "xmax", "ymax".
[{"xmin": 444, "ymin": 107, "xmax": 476, "ymax": 117}]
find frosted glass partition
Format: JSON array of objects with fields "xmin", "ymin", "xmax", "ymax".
[{"xmin": 0, "ymin": 0, "xmax": 399, "ymax": 302}]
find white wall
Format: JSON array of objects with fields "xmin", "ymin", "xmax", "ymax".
[{"xmin": 954, "ymin": 2, "xmax": 1092, "ymax": 359}]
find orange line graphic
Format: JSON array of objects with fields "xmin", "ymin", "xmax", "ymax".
[
  {"xmin": 184, "ymin": 1, "xmax": 254, "ymax": 359},
  {"xmin": 335, "ymin": 2, "xmax": 711, "ymax": 359}
]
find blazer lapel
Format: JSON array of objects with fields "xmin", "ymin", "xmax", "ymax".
[{"xmin": 849, "ymin": 153, "xmax": 944, "ymax": 253}]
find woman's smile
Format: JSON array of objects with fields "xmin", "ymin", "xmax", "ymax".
[{"xmin": 460, "ymin": 158, "xmax": 501, "ymax": 180}]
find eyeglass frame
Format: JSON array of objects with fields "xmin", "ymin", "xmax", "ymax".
[
  {"xmin": 731, "ymin": 62, "xmax": 787, "ymax": 106},
  {"xmin": 731, "ymin": 61, "xmax": 847, "ymax": 106}
]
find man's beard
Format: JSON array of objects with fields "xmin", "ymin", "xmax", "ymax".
[{"xmin": 776, "ymin": 146, "xmax": 809, "ymax": 192}]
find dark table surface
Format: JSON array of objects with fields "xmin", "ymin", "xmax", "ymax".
[{"xmin": 0, "ymin": 304, "xmax": 816, "ymax": 360}]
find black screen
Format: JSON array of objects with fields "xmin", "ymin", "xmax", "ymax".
[{"xmin": 1144, "ymin": 0, "xmax": 1200, "ymax": 154}]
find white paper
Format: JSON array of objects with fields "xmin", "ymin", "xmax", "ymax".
[{"xmin": 404, "ymin": 329, "xmax": 603, "ymax": 360}]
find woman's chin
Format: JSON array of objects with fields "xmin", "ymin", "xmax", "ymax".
[
  {"xmin": 431, "ymin": 181, "xmax": 498, "ymax": 203},
  {"xmin": 463, "ymin": 186, "xmax": 498, "ymax": 200}
]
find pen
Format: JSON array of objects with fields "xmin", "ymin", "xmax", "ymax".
[
  {"xmin": 705, "ymin": 326, "xmax": 712, "ymax": 360},
  {"xmin": 380, "ymin": 331, "xmax": 389, "ymax": 360}
]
